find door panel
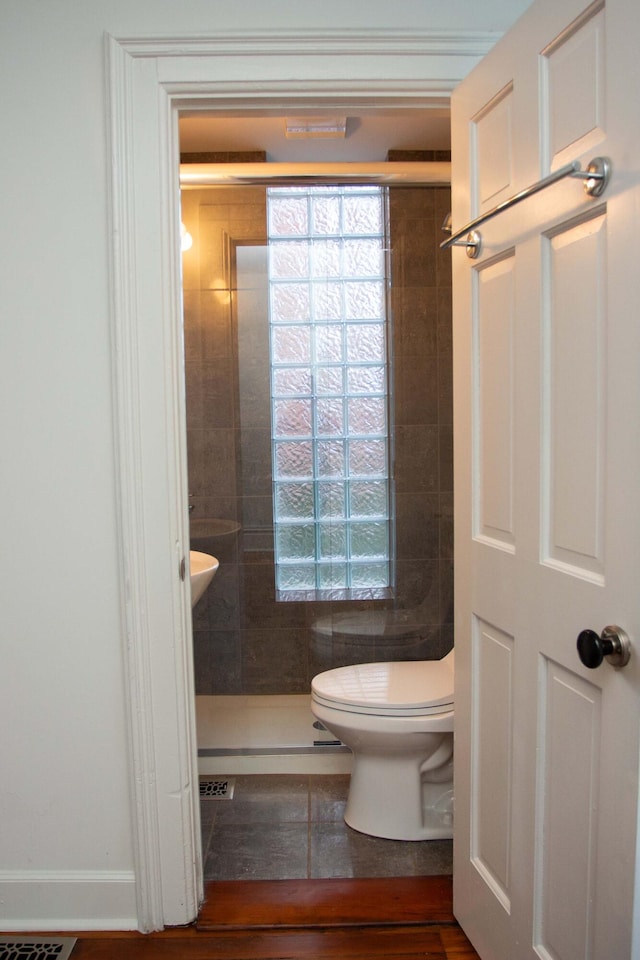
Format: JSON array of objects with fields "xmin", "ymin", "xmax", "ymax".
[
  {"xmin": 542, "ymin": 211, "xmax": 606, "ymax": 578},
  {"xmin": 452, "ymin": 1, "xmax": 640, "ymax": 957},
  {"xmin": 474, "ymin": 84, "xmax": 515, "ymax": 206},
  {"xmin": 471, "ymin": 618, "xmax": 514, "ymax": 911},
  {"xmin": 535, "ymin": 659, "xmax": 601, "ymax": 959},
  {"xmin": 541, "ymin": 5, "xmax": 605, "ymax": 165},
  {"xmin": 475, "ymin": 254, "xmax": 515, "ymax": 548}
]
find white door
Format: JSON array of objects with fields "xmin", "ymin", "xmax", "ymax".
[{"xmin": 451, "ymin": 0, "xmax": 640, "ymax": 957}]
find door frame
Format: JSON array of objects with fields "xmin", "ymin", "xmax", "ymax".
[{"xmin": 106, "ymin": 27, "xmax": 497, "ymax": 931}]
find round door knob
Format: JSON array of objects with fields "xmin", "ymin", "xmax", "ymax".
[{"xmin": 577, "ymin": 625, "xmax": 631, "ymax": 669}]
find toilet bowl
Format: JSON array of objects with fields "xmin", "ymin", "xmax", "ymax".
[{"xmin": 311, "ymin": 649, "xmax": 454, "ymax": 841}]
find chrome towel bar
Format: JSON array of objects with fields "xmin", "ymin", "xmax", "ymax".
[{"xmin": 441, "ymin": 156, "xmax": 611, "ymax": 259}]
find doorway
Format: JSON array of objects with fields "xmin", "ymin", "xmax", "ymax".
[{"xmin": 107, "ymin": 26, "xmax": 486, "ymax": 929}]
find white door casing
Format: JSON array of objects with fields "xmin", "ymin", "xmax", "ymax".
[
  {"xmin": 451, "ymin": 1, "xmax": 640, "ymax": 958},
  {"xmin": 105, "ymin": 29, "xmax": 497, "ymax": 931}
]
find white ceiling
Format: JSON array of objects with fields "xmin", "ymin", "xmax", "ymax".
[{"xmin": 179, "ymin": 108, "xmax": 451, "ymax": 163}]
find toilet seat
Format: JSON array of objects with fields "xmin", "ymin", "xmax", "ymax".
[{"xmin": 311, "ymin": 657, "xmax": 454, "ymax": 718}]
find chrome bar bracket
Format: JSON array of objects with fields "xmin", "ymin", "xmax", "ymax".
[
  {"xmin": 441, "ymin": 155, "xmax": 612, "ymax": 259},
  {"xmin": 569, "ymin": 156, "xmax": 611, "ymax": 197},
  {"xmin": 447, "ymin": 230, "xmax": 482, "ymax": 259}
]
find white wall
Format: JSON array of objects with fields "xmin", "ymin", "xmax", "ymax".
[{"xmin": 0, "ymin": 0, "xmax": 533, "ymax": 930}]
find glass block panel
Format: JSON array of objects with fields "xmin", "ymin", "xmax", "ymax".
[
  {"xmin": 312, "ymin": 281, "xmax": 343, "ymax": 320},
  {"xmin": 349, "ymin": 480, "xmax": 388, "ymax": 518},
  {"xmin": 318, "ymin": 481, "xmax": 346, "ymax": 518},
  {"xmin": 346, "ymin": 323, "xmax": 385, "ymax": 362},
  {"xmin": 277, "ymin": 564, "xmax": 317, "ymax": 590},
  {"xmin": 274, "ymin": 440, "xmax": 313, "ymax": 479},
  {"xmin": 311, "ymin": 239, "xmax": 342, "ymax": 277},
  {"xmin": 315, "ymin": 366, "xmax": 344, "ymax": 395},
  {"xmin": 343, "ymin": 238, "xmax": 383, "ymax": 277},
  {"xmin": 270, "ymin": 241, "xmax": 310, "ymax": 279},
  {"xmin": 314, "ymin": 325, "xmax": 344, "ymax": 363},
  {"xmin": 347, "ymin": 396, "xmax": 387, "ymax": 435},
  {"xmin": 276, "ymin": 523, "xmax": 316, "ymax": 561},
  {"xmin": 275, "ymin": 482, "xmax": 314, "ymax": 519},
  {"xmin": 269, "ymin": 196, "xmax": 309, "ymax": 236},
  {"xmin": 267, "ymin": 185, "xmax": 391, "ymax": 594},
  {"xmin": 318, "ymin": 563, "xmax": 348, "ymax": 589},
  {"xmin": 349, "ymin": 521, "xmax": 389, "ymax": 559},
  {"xmin": 347, "ymin": 365, "xmax": 386, "ymax": 395},
  {"xmin": 316, "ymin": 398, "xmax": 344, "ymax": 437},
  {"xmin": 317, "ymin": 440, "xmax": 345, "ymax": 478},
  {"xmin": 271, "ymin": 282, "xmax": 310, "ymax": 323},
  {"xmin": 343, "ymin": 194, "xmax": 383, "ymax": 234},
  {"xmin": 274, "ymin": 399, "xmax": 313, "ymax": 437},
  {"xmin": 271, "ymin": 325, "xmax": 311, "ymax": 363},
  {"xmin": 350, "ymin": 562, "xmax": 389, "ymax": 588},
  {"xmin": 348, "ymin": 439, "xmax": 387, "ymax": 477},
  {"xmin": 319, "ymin": 523, "xmax": 347, "ymax": 560},
  {"xmin": 311, "ymin": 195, "xmax": 341, "ymax": 235},
  {"xmin": 344, "ymin": 281, "xmax": 385, "ymax": 320},
  {"xmin": 273, "ymin": 367, "xmax": 312, "ymax": 397}
]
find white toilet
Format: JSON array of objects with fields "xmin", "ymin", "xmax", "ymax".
[{"xmin": 311, "ymin": 649, "xmax": 454, "ymax": 841}]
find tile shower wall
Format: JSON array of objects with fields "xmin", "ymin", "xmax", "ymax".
[{"xmin": 182, "ymin": 183, "xmax": 453, "ymax": 695}]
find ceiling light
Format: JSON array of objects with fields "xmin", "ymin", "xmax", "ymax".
[
  {"xmin": 284, "ymin": 117, "xmax": 347, "ymax": 139},
  {"xmin": 181, "ymin": 222, "xmax": 193, "ymax": 252}
]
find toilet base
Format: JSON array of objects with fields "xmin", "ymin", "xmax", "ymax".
[{"xmin": 344, "ymin": 751, "xmax": 454, "ymax": 842}]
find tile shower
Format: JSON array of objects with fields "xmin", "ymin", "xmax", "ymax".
[{"xmin": 181, "ymin": 180, "xmax": 453, "ymax": 716}]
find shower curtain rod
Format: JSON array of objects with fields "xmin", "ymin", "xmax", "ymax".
[{"xmin": 179, "ymin": 160, "xmax": 451, "ymax": 187}]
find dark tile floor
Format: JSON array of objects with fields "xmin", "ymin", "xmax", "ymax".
[{"xmin": 201, "ymin": 774, "xmax": 453, "ymax": 880}]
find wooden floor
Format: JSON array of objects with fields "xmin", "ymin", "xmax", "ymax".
[{"xmin": 28, "ymin": 876, "xmax": 481, "ymax": 959}]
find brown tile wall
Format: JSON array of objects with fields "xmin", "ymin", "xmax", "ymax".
[{"xmin": 182, "ymin": 183, "xmax": 453, "ymax": 695}]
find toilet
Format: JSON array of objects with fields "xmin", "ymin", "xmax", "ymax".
[
  {"xmin": 311, "ymin": 649, "xmax": 454, "ymax": 841},
  {"xmin": 310, "ymin": 608, "xmax": 428, "ymax": 672}
]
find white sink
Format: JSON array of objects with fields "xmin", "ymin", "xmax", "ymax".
[{"xmin": 189, "ymin": 550, "xmax": 219, "ymax": 608}]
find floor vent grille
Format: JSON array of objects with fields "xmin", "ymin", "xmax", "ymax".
[
  {"xmin": 199, "ymin": 777, "xmax": 235, "ymax": 800},
  {"xmin": 0, "ymin": 939, "xmax": 77, "ymax": 960}
]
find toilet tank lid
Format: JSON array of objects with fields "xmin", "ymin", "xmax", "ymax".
[{"xmin": 311, "ymin": 654, "xmax": 454, "ymax": 710}]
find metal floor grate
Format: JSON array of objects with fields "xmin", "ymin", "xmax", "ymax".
[
  {"xmin": 0, "ymin": 939, "xmax": 77, "ymax": 960},
  {"xmin": 199, "ymin": 777, "xmax": 235, "ymax": 800}
]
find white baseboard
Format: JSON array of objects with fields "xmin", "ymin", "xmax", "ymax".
[{"xmin": 0, "ymin": 870, "xmax": 138, "ymax": 930}]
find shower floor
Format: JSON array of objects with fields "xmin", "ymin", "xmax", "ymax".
[{"xmin": 196, "ymin": 694, "xmax": 352, "ymax": 775}]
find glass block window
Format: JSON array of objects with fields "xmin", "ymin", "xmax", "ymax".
[{"xmin": 268, "ymin": 185, "xmax": 391, "ymax": 594}]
